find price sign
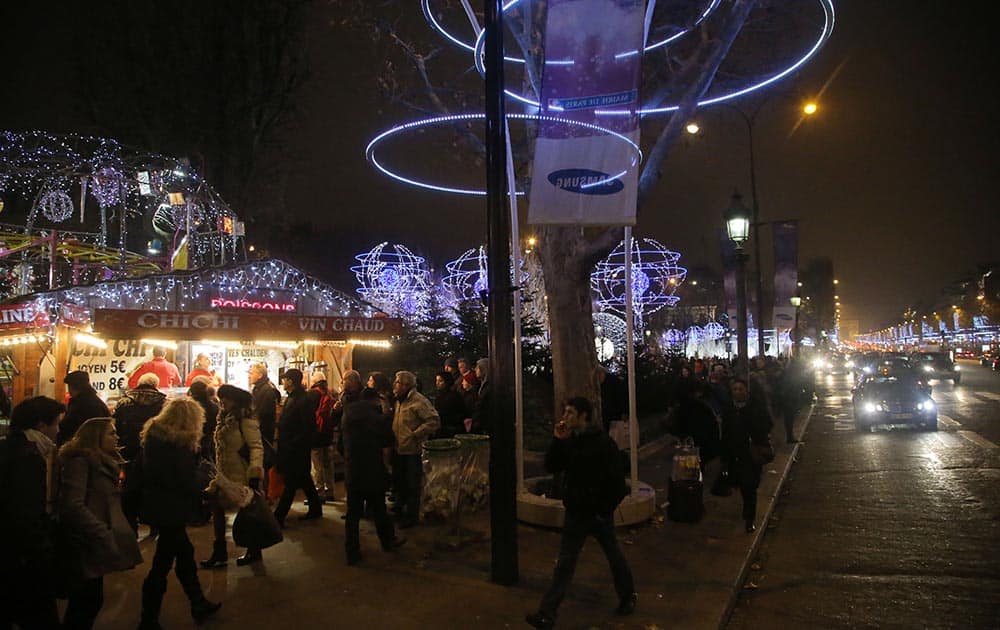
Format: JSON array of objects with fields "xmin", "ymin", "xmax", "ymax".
[{"xmin": 69, "ymin": 339, "xmax": 153, "ymax": 401}]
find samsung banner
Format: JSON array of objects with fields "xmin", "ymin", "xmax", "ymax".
[
  {"xmin": 528, "ymin": 0, "xmax": 645, "ymax": 225},
  {"xmin": 772, "ymin": 220, "xmax": 798, "ymax": 335}
]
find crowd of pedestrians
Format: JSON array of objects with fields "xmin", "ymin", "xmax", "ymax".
[{"xmin": 0, "ymin": 351, "xmax": 811, "ymax": 629}]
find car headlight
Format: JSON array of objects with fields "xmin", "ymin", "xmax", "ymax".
[
  {"xmin": 918, "ymin": 400, "xmax": 935, "ymax": 411},
  {"xmin": 863, "ymin": 402, "xmax": 878, "ymax": 413},
  {"xmin": 813, "ymin": 359, "xmax": 825, "ymax": 369},
  {"xmin": 846, "ymin": 360, "xmax": 854, "ymax": 367},
  {"xmin": 923, "ymin": 365, "xmax": 933, "ymax": 372},
  {"xmin": 954, "ymin": 365, "xmax": 960, "ymax": 371},
  {"xmin": 863, "ymin": 366, "xmax": 873, "ymax": 374}
]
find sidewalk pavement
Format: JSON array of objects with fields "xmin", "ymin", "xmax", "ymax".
[{"xmin": 90, "ymin": 405, "xmax": 814, "ymax": 629}]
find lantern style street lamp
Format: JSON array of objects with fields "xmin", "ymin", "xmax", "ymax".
[
  {"xmin": 726, "ymin": 191, "xmax": 752, "ymax": 376},
  {"xmin": 789, "ymin": 294, "xmax": 802, "ymax": 357}
]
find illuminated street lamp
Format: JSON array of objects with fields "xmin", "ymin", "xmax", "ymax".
[
  {"xmin": 725, "ymin": 191, "xmax": 752, "ymax": 375},
  {"xmin": 803, "ymin": 101, "xmax": 819, "ymax": 115},
  {"xmin": 789, "ymin": 294, "xmax": 802, "ymax": 357}
]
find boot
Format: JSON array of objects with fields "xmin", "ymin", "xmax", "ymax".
[
  {"xmin": 200, "ymin": 540, "xmax": 228, "ymax": 569},
  {"xmin": 191, "ymin": 598, "xmax": 222, "ymax": 624},
  {"xmin": 236, "ymin": 548, "xmax": 262, "ymax": 566},
  {"xmin": 139, "ymin": 580, "xmax": 165, "ymax": 629}
]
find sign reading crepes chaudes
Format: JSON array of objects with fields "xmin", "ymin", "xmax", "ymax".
[{"xmin": 92, "ymin": 309, "xmax": 402, "ymax": 341}]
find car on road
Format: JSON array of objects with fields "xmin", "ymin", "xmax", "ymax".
[
  {"xmin": 911, "ymin": 352, "xmax": 961, "ymax": 384},
  {"xmin": 852, "ymin": 370, "xmax": 937, "ymax": 432},
  {"xmin": 853, "ymin": 352, "xmax": 882, "ymax": 379}
]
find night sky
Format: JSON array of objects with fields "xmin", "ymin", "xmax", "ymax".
[{"xmin": 2, "ymin": 1, "xmax": 997, "ymax": 332}]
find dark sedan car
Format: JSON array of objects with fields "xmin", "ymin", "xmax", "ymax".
[
  {"xmin": 852, "ymin": 372, "xmax": 937, "ymax": 432},
  {"xmin": 912, "ymin": 352, "xmax": 960, "ymax": 384}
]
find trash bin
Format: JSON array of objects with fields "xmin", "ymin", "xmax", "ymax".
[
  {"xmin": 420, "ymin": 438, "xmax": 462, "ymax": 522},
  {"xmin": 668, "ymin": 438, "xmax": 704, "ymax": 523},
  {"xmin": 454, "ymin": 433, "xmax": 490, "ymax": 512}
]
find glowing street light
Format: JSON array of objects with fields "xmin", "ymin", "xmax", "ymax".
[
  {"xmin": 686, "ymin": 122, "xmax": 700, "ymax": 135},
  {"xmin": 803, "ymin": 101, "xmax": 819, "ymax": 115}
]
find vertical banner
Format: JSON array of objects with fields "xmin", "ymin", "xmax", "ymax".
[
  {"xmin": 771, "ymin": 220, "xmax": 798, "ymax": 334},
  {"xmin": 528, "ymin": 0, "xmax": 645, "ymax": 225},
  {"xmin": 719, "ymin": 229, "xmax": 738, "ymax": 324}
]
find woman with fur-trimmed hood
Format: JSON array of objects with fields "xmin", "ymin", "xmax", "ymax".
[
  {"xmin": 200, "ymin": 384, "xmax": 264, "ymax": 569},
  {"xmin": 58, "ymin": 417, "xmax": 142, "ymax": 628},
  {"xmin": 137, "ymin": 398, "xmax": 221, "ymax": 628}
]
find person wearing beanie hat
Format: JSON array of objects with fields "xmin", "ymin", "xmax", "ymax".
[
  {"xmin": 58, "ymin": 371, "xmax": 109, "ymax": 445},
  {"xmin": 273, "ymin": 368, "xmax": 322, "ymax": 525}
]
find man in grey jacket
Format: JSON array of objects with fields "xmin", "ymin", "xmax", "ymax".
[{"xmin": 391, "ymin": 371, "xmax": 440, "ymax": 528}]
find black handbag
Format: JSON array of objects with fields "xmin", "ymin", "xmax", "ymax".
[
  {"xmin": 750, "ymin": 439, "xmax": 775, "ymax": 466},
  {"xmin": 232, "ymin": 493, "xmax": 283, "ymax": 550}
]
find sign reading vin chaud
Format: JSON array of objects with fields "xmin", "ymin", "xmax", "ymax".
[
  {"xmin": 528, "ymin": 0, "xmax": 644, "ymax": 226},
  {"xmin": 93, "ymin": 309, "xmax": 402, "ymax": 341}
]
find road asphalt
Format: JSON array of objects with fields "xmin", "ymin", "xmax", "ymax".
[{"xmin": 86, "ymin": 406, "xmax": 814, "ymax": 629}]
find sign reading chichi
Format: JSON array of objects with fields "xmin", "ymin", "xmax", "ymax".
[{"xmin": 93, "ymin": 309, "xmax": 402, "ymax": 341}]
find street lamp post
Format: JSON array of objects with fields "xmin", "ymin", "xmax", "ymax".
[
  {"xmin": 726, "ymin": 191, "xmax": 752, "ymax": 378},
  {"xmin": 789, "ymin": 294, "xmax": 802, "ymax": 357}
]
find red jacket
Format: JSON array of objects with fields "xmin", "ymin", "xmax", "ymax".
[{"xmin": 128, "ymin": 357, "xmax": 181, "ymax": 389}]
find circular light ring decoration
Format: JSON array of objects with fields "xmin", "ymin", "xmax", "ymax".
[
  {"xmin": 703, "ymin": 321, "xmax": 726, "ymax": 340},
  {"xmin": 351, "ymin": 242, "xmax": 432, "ymax": 319},
  {"xmin": 37, "ymin": 188, "xmax": 74, "ymax": 223},
  {"xmin": 424, "ymin": 0, "xmax": 720, "ymax": 74},
  {"xmin": 459, "ymin": 0, "xmax": 834, "ymax": 113},
  {"xmin": 591, "ymin": 237, "xmax": 687, "ymax": 319},
  {"xmin": 366, "ymin": 113, "xmax": 641, "ymax": 196}
]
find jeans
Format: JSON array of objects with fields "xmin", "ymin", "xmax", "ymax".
[
  {"xmin": 274, "ymin": 468, "xmax": 322, "ymax": 521},
  {"xmin": 344, "ymin": 485, "xmax": 395, "ymax": 559},
  {"xmin": 141, "ymin": 526, "xmax": 204, "ymax": 622},
  {"xmin": 538, "ymin": 511, "xmax": 635, "ymax": 617},
  {"xmin": 311, "ymin": 446, "xmax": 336, "ymax": 497},
  {"xmin": 392, "ymin": 453, "xmax": 422, "ymax": 521},
  {"xmin": 63, "ymin": 576, "xmax": 103, "ymax": 629}
]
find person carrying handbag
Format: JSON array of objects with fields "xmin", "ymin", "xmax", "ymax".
[
  {"xmin": 201, "ymin": 385, "xmax": 265, "ymax": 568},
  {"xmin": 58, "ymin": 417, "xmax": 143, "ymax": 629}
]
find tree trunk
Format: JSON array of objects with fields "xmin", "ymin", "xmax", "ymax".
[{"xmin": 538, "ymin": 225, "xmax": 602, "ymax": 417}]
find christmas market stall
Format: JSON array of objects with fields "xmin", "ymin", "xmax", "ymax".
[{"xmin": 0, "ymin": 259, "xmax": 401, "ymax": 408}]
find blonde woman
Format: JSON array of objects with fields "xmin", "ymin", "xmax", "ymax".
[
  {"xmin": 201, "ymin": 384, "xmax": 264, "ymax": 568},
  {"xmin": 138, "ymin": 398, "xmax": 221, "ymax": 629},
  {"xmin": 58, "ymin": 417, "xmax": 142, "ymax": 629}
]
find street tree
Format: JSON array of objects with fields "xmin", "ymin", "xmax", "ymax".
[{"xmin": 338, "ymin": 0, "xmax": 826, "ymax": 413}]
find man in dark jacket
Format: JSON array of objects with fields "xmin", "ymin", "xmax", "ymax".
[
  {"xmin": 58, "ymin": 370, "xmax": 110, "ymax": 445},
  {"xmin": 249, "ymin": 363, "xmax": 281, "ymax": 443},
  {"xmin": 721, "ymin": 378, "xmax": 773, "ymax": 533},
  {"xmin": 342, "ymin": 388, "xmax": 404, "ymax": 565},
  {"xmin": 114, "ymin": 372, "xmax": 168, "ymax": 531},
  {"xmin": 0, "ymin": 396, "xmax": 65, "ymax": 629},
  {"xmin": 526, "ymin": 397, "xmax": 636, "ymax": 629},
  {"xmin": 273, "ymin": 369, "xmax": 322, "ymax": 525}
]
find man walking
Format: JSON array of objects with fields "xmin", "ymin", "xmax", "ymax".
[
  {"xmin": 721, "ymin": 378, "xmax": 773, "ymax": 533},
  {"xmin": 342, "ymin": 388, "xmax": 405, "ymax": 565},
  {"xmin": 391, "ymin": 371, "xmax": 440, "ymax": 528},
  {"xmin": 527, "ymin": 397, "xmax": 636, "ymax": 629},
  {"xmin": 273, "ymin": 369, "xmax": 322, "ymax": 525}
]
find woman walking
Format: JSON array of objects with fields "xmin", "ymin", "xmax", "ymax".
[
  {"xmin": 58, "ymin": 418, "xmax": 143, "ymax": 629},
  {"xmin": 138, "ymin": 398, "xmax": 221, "ymax": 629},
  {"xmin": 201, "ymin": 384, "xmax": 265, "ymax": 568}
]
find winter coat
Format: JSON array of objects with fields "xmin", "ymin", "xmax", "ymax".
[
  {"xmin": 470, "ymin": 381, "xmax": 492, "ymax": 435},
  {"xmin": 127, "ymin": 357, "xmax": 181, "ymax": 389},
  {"xmin": 214, "ymin": 411, "xmax": 264, "ymax": 485},
  {"xmin": 342, "ymin": 399, "xmax": 394, "ymax": 493},
  {"xmin": 0, "ymin": 431, "xmax": 55, "ymax": 573},
  {"xmin": 192, "ymin": 396, "xmax": 220, "ymax": 461},
  {"xmin": 113, "ymin": 385, "xmax": 166, "ymax": 462},
  {"xmin": 252, "ymin": 378, "xmax": 281, "ymax": 442},
  {"xmin": 57, "ymin": 450, "xmax": 142, "ymax": 579},
  {"xmin": 545, "ymin": 427, "xmax": 627, "ymax": 517},
  {"xmin": 433, "ymin": 387, "xmax": 467, "ymax": 438},
  {"xmin": 139, "ymin": 422, "xmax": 204, "ymax": 528},
  {"xmin": 392, "ymin": 389, "xmax": 441, "ymax": 455},
  {"xmin": 721, "ymin": 400, "xmax": 772, "ymax": 463},
  {"xmin": 275, "ymin": 387, "xmax": 319, "ymax": 477},
  {"xmin": 676, "ymin": 396, "xmax": 722, "ymax": 462},
  {"xmin": 58, "ymin": 388, "xmax": 109, "ymax": 445},
  {"xmin": 310, "ymin": 383, "xmax": 337, "ymax": 448}
]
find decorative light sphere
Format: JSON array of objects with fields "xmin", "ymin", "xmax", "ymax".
[
  {"xmin": 38, "ymin": 189, "xmax": 74, "ymax": 222},
  {"xmin": 90, "ymin": 167, "xmax": 122, "ymax": 208},
  {"xmin": 351, "ymin": 242, "xmax": 431, "ymax": 320},
  {"xmin": 443, "ymin": 245, "xmax": 528, "ymax": 306},
  {"xmin": 592, "ymin": 237, "xmax": 687, "ymax": 325},
  {"xmin": 703, "ymin": 321, "xmax": 726, "ymax": 340},
  {"xmin": 594, "ymin": 312, "xmax": 628, "ymax": 362}
]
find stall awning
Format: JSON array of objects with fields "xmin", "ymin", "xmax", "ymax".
[{"xmin": 93, "ymin": 309, "xmax": 402, "ymax": 341}]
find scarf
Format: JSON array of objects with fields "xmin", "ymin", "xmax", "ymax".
[{"xmin": 23, "ymin": 429, "xmax": 57, "ymax": 514}]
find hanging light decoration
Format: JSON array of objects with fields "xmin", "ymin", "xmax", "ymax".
[{"xmin": 592, "ymin": 237, "xmax": 687, "ymax": 329}]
